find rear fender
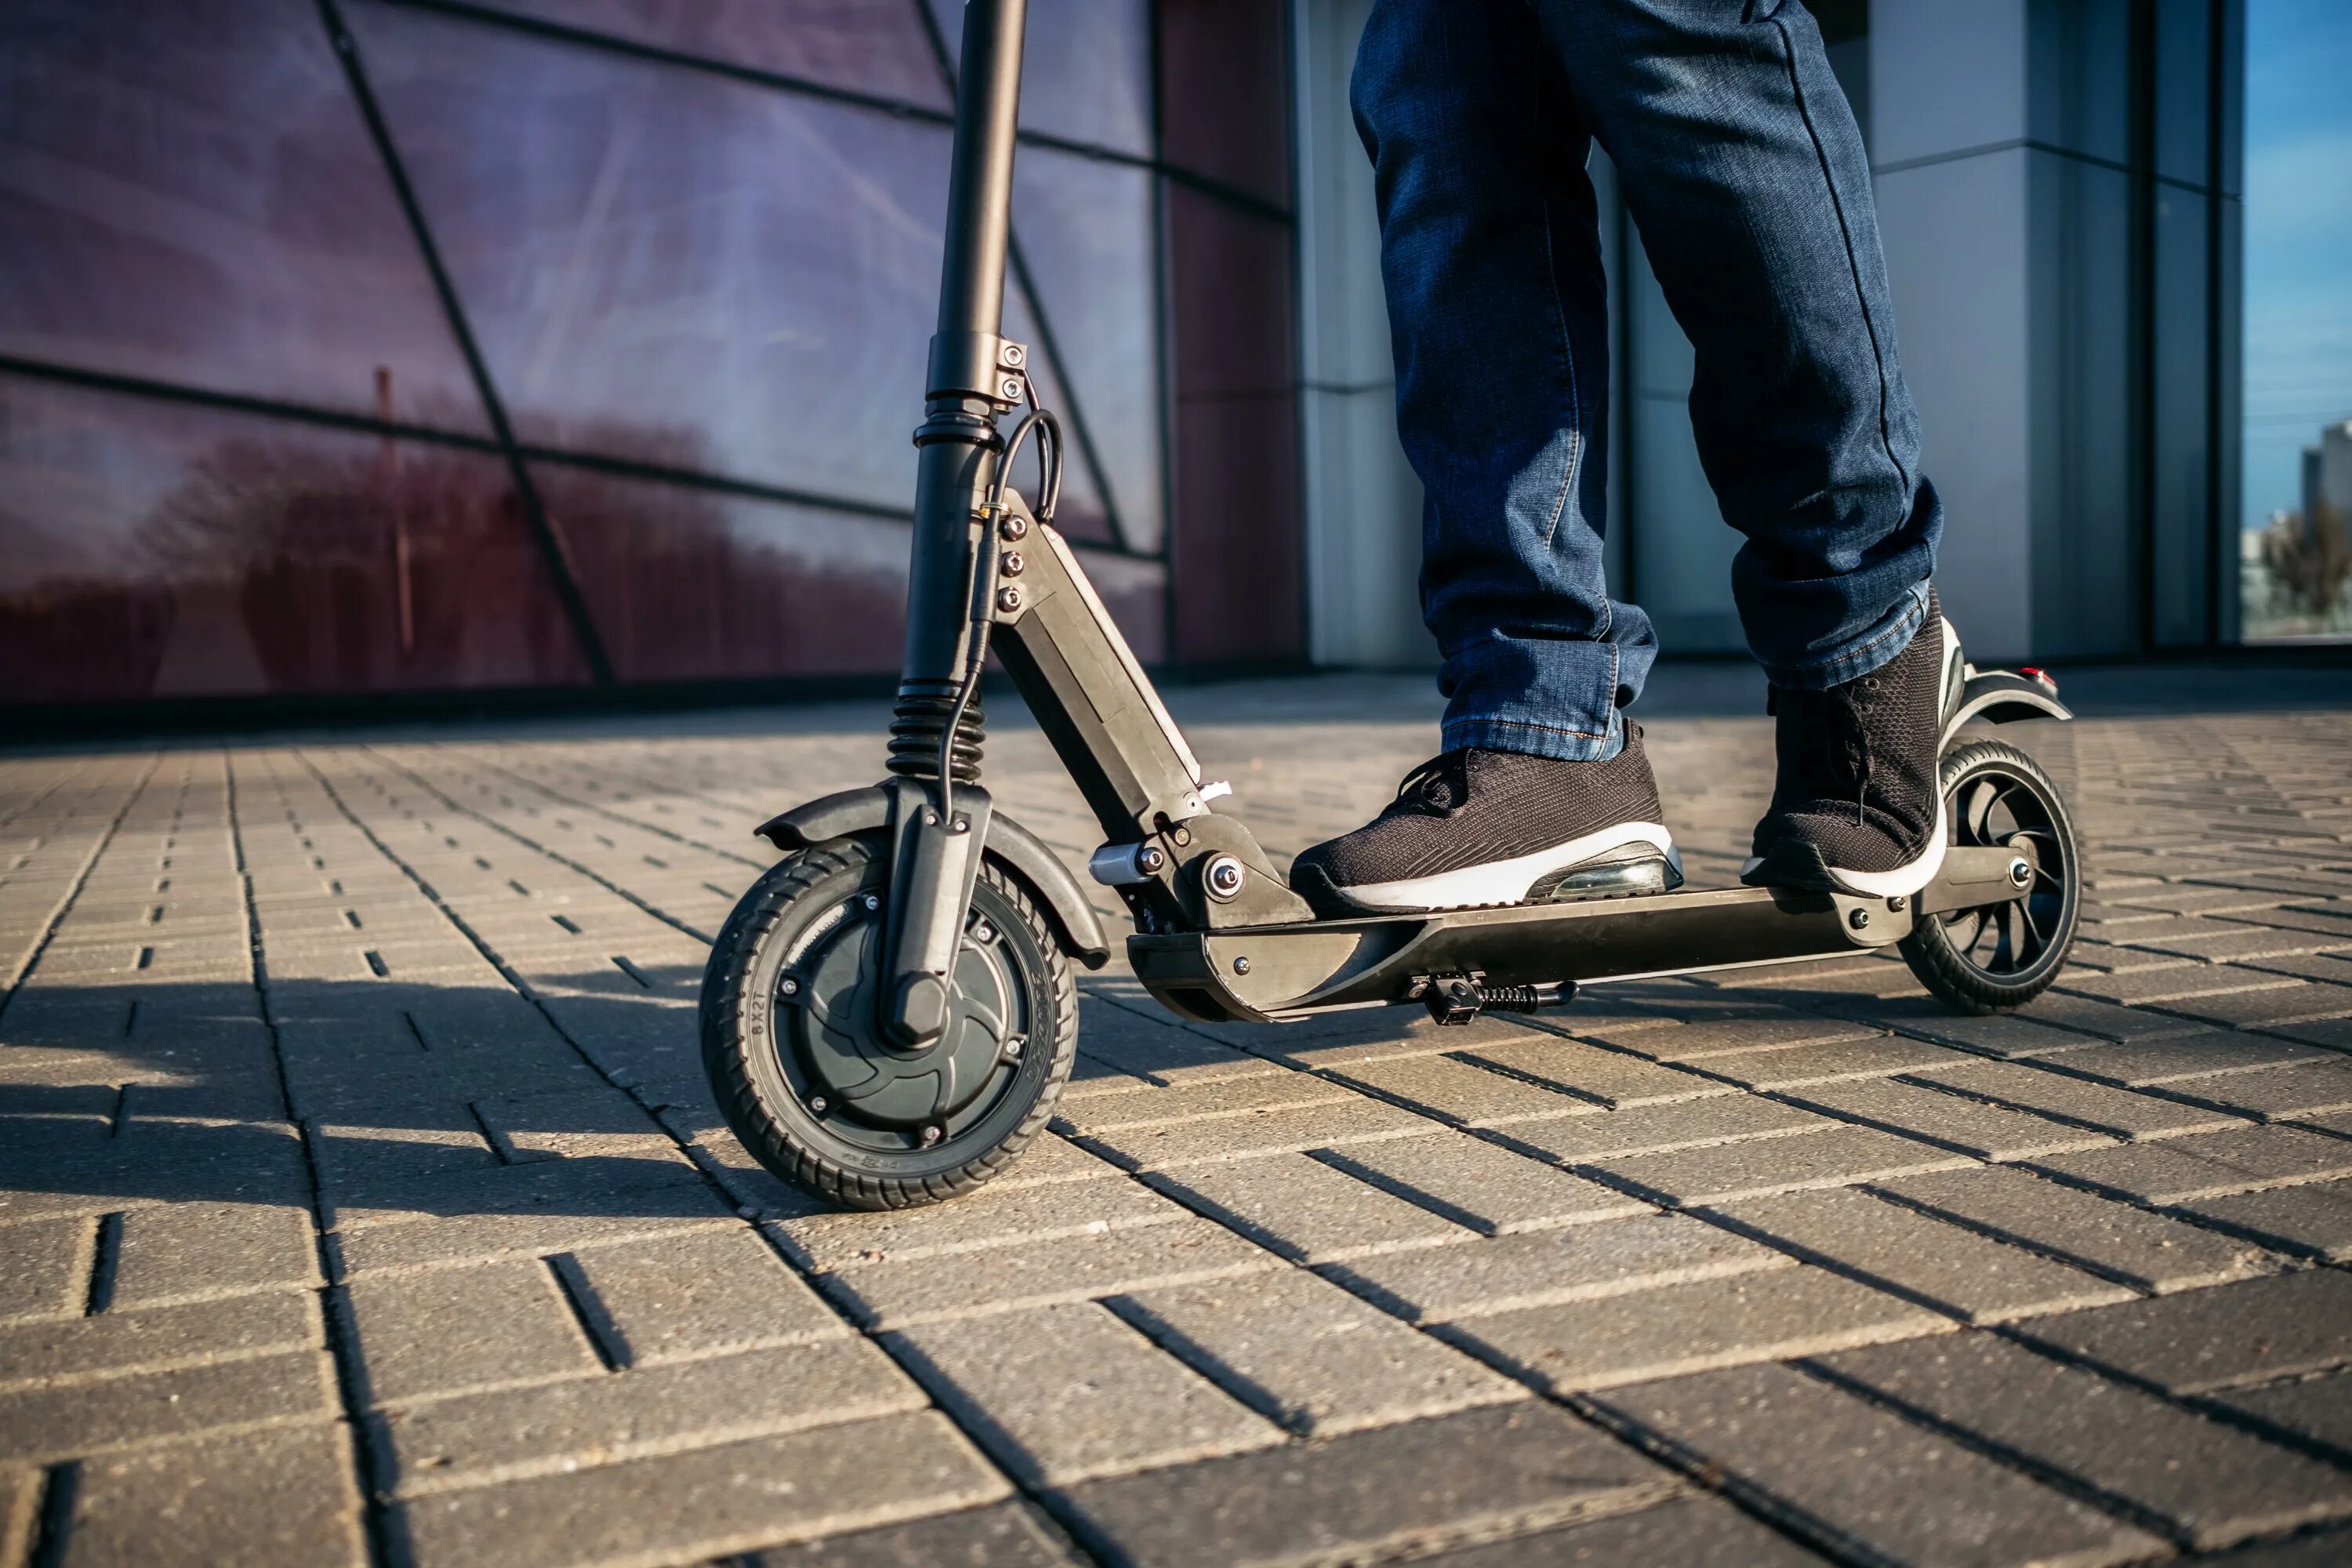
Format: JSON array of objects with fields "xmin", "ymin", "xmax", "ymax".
[
  {"xmin": 757, "ymin": 787, "xmax": 1111, "ymax": 969},
  {"xmin": 1942, "ymin": 670, "xmax": 2073, "ymax": 749}
]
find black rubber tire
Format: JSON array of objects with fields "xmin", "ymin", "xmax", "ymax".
[
  {"xmin": 699, "ymin": 835, "xmax": 1076, "ymax": 1210},
  {"xmin": 1900, "ymin": 738, "xmax": 2081, "ymax": 1014}
]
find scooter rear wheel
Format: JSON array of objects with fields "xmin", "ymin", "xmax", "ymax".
[
  {"xmin": 1900, "ymin": 738, "xmax": 2081, "ymax": 1014},
  {"xmin": 701, "ymin": 835, "xmax": 1076, "ymax": 1210}
]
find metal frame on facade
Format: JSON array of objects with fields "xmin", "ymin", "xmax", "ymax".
[{"xmin": 2, "ymin": 0, "xmax": 1297, "ymax": 710}]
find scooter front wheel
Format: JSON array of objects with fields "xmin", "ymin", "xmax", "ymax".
[
  {"xmin": 1900, "ymin": 738, "xmax": 2082, "ymax": 1014},
  {"xmin": 700, "ymin": 835, "xmax": 1076, "ymax": 1210}
]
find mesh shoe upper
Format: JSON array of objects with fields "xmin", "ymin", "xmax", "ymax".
[
  {"xmin": 1749, "ymin": 597, "xmax": 1951, "ymax": 883},
  {"xmin": 1292, "ymin": 725, "xmax": 1670, "ymax": 897}
]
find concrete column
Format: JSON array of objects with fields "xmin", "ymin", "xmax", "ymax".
[
  {"xmin": 1869, "ymin": 1, "xmax": 2042, "ymax": 663},
  {"xmin": 1290, "ymin": 0, "xmax": 1433, "ymax": 670}
]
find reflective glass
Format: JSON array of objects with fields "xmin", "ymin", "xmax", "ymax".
[
  {"xmin": 0, "ymin": 0, "xmax": 489, "ymax": 433},
  {"xmin": 466, "ymin": 0, "xmax": 950, "ymax": 107},
  {"xmin": 0, "ymin": 376, "xmax": 587, "ymax": 702},
  {"xmin": 535, "ymin": 459, "xmax": 1167, "ymax": 679},
  {"xmin": 350, "ymin": 3, "xmax": 946, "ymax": 510},
  {"xmin": 926, "ymin": 0, "xmax": 1152, "ymax": 157},
  {"xmin": 532, "ymin": 463, "xmax": 909, "ymax": 680},
  {"xmin": 1013, "ymin": 151, "xmax": 1164, "ymax": 552},
  {"xmin": 1154, "ymin": 0, "xmax": 1291, "ymax": 209},
  {"xmin": 2240, "ymin": 0, "xmax": 2352, "ymax": 640},
  {"xmin": 1164, "ymin": 189, "xmax": 1300, "ymax": 662}
]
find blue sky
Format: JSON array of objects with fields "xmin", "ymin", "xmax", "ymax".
[{"xmin": 2242, "ymin": 0, "xmax": 2352, "ymax": 528}]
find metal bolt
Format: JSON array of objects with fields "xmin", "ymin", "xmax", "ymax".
[
  {"xmin": 1004, "ymin": 1036, "xmax": 1024, "ymax": 1060},
  {"xmin": 999, "ymin": 376, "xmax": 1024, "ymax": 401},
  {"xmin": 862, "ymin": 893, "xmax": 881, "ymax": 911},
  {"xmin": 1848, "ymin": 907, "xmax": 1871, "ymax": 930},
  {"xmin": 1204, "ymin": 854, "xmax": 1246, "ymax": 902},
  {"xmin": 1000, "ymin": 343, "xmax": 1025, "ymax": 368},
  {"xmin": 920, "ymin": 808, "xmax": 937, "ymax": 826},
  {"xmin": 996, "ymin": 585, "xmax": 1024, "ymax": 614},
  {"xmin": 970, "ymin": 920, "xmax": 995, "ymax": 944},
  {"xmin": 1171, "ymin": 826, "xmax": 1192, "ymax": 848},
  {"xmin": 779, "ymin": 976, "xmax": 800, "ymax": 996},
  {"xmin": 1886, "ymin": 895, "xmax": 1906, "ymax": 912},
  {"xmin": 2009, "ymin": 858, "xmax": 2033, "ymax": 888},
  {"xmin": 1000, "ymin": 514, "xmax": 1029, "ymax": 541},
  {"xmin": 1232, "ymin": 956, "xmax": 1251, "ymax": 975},
  {"xmin": 808, "ymin": 1095, "xmax": 827, "ymax": 1115},
  {"xmin": 1000, "ymin": 550, "xmax": 1025, "ymax": 576},
  {"xmin": 921, "ymin": 1124, "xmax": 944, "ymax": 1146},
  {"xmin": 1136, "ymin": 844, "xmax": 1167, "ymax": 874}
]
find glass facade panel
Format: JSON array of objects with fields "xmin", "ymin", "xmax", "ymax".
[
  {"xmin": 924, "ymin": 0, "xmax": 1153, "ymax": 157},
  {"xmin": 2240, "ymin": 0, "xmax": 2352, "ymax": 640},
  {"xmin": 0, "ymin": 375, "xmax": 586, "ymax": 702},
  {"xmin": 0, "ymin": 0, "xmax": 488, "ymax": 433},
  {"xmin": 0, "ymin": 0, "xmax": 1294, "ymax": 711},
  {"xmin": 347, "ymin": 1, "xmax": 949, "ymax": 507},
  {"xmin": 532, "ymin": 463, "xmax": 910, "ymax": 681},
  {"xmin": 464, "ymin": 0, "xmax": 950, "ymax": 107},
  {"xmin": 1012, "ymin": 150, "xmax": 1165, "ymax": 553}
]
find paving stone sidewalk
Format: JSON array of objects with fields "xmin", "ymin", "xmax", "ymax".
[{"xmin": 5, "ymin": 673, "xmax": 2352, "ymax": 1567}]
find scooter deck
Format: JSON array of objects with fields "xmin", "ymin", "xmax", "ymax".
[{"xmin": 1130, "ymin": 844, "xmax": 2031, "ymax": 1024}]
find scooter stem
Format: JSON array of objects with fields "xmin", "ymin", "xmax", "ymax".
[{"xmin": 880, "ymin": 0, "xmax": 1029, "ymax": 1047}]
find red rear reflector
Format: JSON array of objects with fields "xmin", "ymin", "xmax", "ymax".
[{"xmin": 2020, "ymin": 666, "xmax": 2056, "ymax": 690}]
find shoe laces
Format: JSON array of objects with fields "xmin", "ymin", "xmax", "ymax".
[
  {"xmin": 1779, "ymin": 678, "xmax": 1879, "ymax": 826},
  {"xmin": 1392, "ymin": 750, "xmax": 1473, "ymax": 816}
]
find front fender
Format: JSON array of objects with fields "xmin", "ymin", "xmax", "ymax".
[
  {"xmin": 1942, "ymin": 671, "xmax": 2073, "ymax": 749},
  {"xmin": 756, "ymin": 787, "xmax": 1111, "ymax": 970}
]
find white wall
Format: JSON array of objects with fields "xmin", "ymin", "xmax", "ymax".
[
  {"xmin": 1291, "ymin": 0, "xmax": 1433, "ymax": 669},
  {"xmin": 1870, "ymin": 0, "xmax": 2038, "ymax": 662}
]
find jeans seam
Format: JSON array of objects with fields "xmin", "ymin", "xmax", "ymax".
[
  {"xmin": 1771, "ymin": 15, "xmax": 1908, "ymax": 502},
  {"xmin": 1783, "ymin": 585, "xmax": 1926, "ymax": 684},
  {"xmin": 1534, "ymin": 72, "xmax": 1583, "ymax": 549},
  {"xmin": 1447, "ymin": 715, "xmax": 1612, "ymax": 740}
]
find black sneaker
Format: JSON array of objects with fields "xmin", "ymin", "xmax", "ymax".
[
  {"xmin": 1289, "ymin": 726, "xmax": 1683, "ymax": 916},
  {"xmin": 1742, "ymin": 595, "xmax": 1964, "ymax": 898}
]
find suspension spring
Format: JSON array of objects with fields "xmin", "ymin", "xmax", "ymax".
[{"xmin": 887, "ymin": 686, "xmax": 985, "ymax": 782}]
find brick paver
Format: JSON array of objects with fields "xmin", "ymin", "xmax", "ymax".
[{"xmin": 5, "ymin": 675, "xmax": 2352, "ymax": 1564}]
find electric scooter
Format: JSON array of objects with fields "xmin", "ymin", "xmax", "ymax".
[{"xmin": 699, "ymin": 0, "xmax": 2081, "ymax": 1210}]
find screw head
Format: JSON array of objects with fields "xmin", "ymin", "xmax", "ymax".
[
  {"xmin": 996, "ymin": 585, "xmax": 1023, "ymax": 614},
  {"xmin": 1136, "ymin": 844, "xmax": 1167, "ymax": 874},
  {"xmin": 1886, "ymin": 895, "xmax": 1905, "ymax": 912},
  {"xmin": 808, "ymin": 1095, "xmax": 827, "ymax": 1115},
  {"xmin": 1232, "ymin": 956, "xmax": 1251, "ymax": 975},
  {"xmin": 1004, "ymin": 1036, "xmax": 1024, "ymax": 1060},
  {"xmin": 921, "ymin": 1124, "xmax": 944, "ymax": 1146},
  {"xmin": 999, "ymin": 376, "xmax": 1024, "ymax": 401},
  {"xmin": 1848, "ymin": 907, "xmax": 1871, "ymax": 930},
  {"xmin": 1000, "ymin": 343, "xmax": 1025, "ymax": 368},
  {"xmin": 779, "ymin": 976, "xmax": 800, "ymax": 996},
  {"xmin": 1000, "ymin": 514, "xmax": 1029, "ymax": 541},
  {"xmin": 2009, "ymin": 858, "xmax": 2033, "ymax": 888},
  {"xmin": 862, "ymin": 893, "xmax": 881, "ymax": 911},
  {"xmin": 970, "ymin": 920, "xmax": 995, "ymax": 944},
  {"xmin": 1000, "ymin": 550, "xmax": 1025, "ymax": 576},
  {"xmin": 1171, "ymin": 826, "xmax": 1192, "ymax": 848},
  {"xmin": 1204, "ymin": 854, "xmax": 1246, "ymax": 901}
]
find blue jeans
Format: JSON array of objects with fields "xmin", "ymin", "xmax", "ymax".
[{"xmin": 1353, "ymin": 0, "xmax": 1942, "ymax": 760}]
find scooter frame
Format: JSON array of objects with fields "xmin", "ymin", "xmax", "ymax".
[{"xmin": 757, "ymin": 0, "xmax": 2075, "ymax": 1043}]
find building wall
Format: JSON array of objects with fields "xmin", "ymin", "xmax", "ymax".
[
  {"xmin": 1287, "ymin": 0, "xmax": 2247, "ymax": 673},
  {"xmin": 0, "ymin": 0, "xmax": 1303, "ymax": 710}
]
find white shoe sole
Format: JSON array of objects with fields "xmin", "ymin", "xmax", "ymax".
[{"xmin": 1338, "ymin": 822, "xmax": 1682, "ymax": 912}]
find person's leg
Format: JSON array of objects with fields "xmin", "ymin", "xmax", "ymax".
[
  {"xmin": 1532, "ymin": 0, "xmax": 1938, "ymax": 683},
  {"xmin": 1289, "ymin": 0, "xmax": 1675, "ymax": 917},
  {"xmin": 1532, "ymin": 0, "xmax": 1955, "ymax": 895},
  {"xmin": 1355, "ymin": 0, "xmax": 1654, "ymax": 761}
]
